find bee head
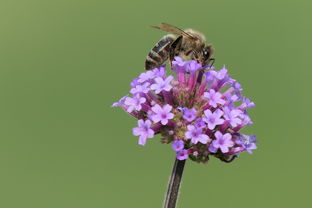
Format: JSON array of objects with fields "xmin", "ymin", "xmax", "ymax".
[{"xmin": 201, "ymin": 45, "xmax": 215, "ymax": 67}]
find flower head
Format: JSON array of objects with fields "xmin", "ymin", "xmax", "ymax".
[{"xmin": 113, "ymin": 57, "xmax": 258, "ymax": 163}]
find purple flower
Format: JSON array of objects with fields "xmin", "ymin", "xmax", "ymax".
[
  {"xmin": 182, "ymin": 107, "xmax": 197, "ymax": 122},
  {"xmin": 208, "ymin": 144, "xmax": 218, "ymax": 153},
  {"xmin": 204, "ymin": 89, "xmax": 225, "ymax": 108},
  {"xmin": 151, "ymin": 104, "xmax": 174, "ymax": 125},
  {"xmin": 205, "ymin": 70, "xmax": 217, "ymax": 81},
  {"xmin": 172, "ymin": 140, "xmax": 184, "ymax": 152},
  {"xmin": 211, "ymin": 131, "xmax": 234, "ymax": 153},
  {"xmin": 152, "ymin": 65, "xmax": 166, "ymax": 78},
  {"xmin": 194, "ymin": 118, "xmax": 206, "ymax": 129},
  {"xmin": 241, "ymin": 113, "xmax": 253, "ymax": 126},
  {"xmin": 236, "ymin": 134, "xmax": 257, "ymax": 154},
  {"xmin": 130, "ymin": 82, "xmax": 150, "ymax": 94},
  {"xmin": 232, "ymin": 81, "xmax": 243, "ymax": 98},
  {"xmin": 204, "ymin": 65, "xmax": 215, "ymax": 70},
  {"xmin": 172, "ymin": 56, "xmax": 187, "ymax": 72},
  {"xmin": 124, "ymin": 95, "xmax": 146, "ymax": 113},
  {"xmin": 130, "ymin": 78, "xmax": 140, "ymax": 88},
  {"xmin": 203, "ymin": 109, "xmax": 224, "ymax": 130},
  {"xmin": 150, "ymin": 76, "xmax": 173, "ymax": 94},
  {"xmin": 138, "ymin": 71, "xmax": 155, "ymax": 83},
  {"xmin": 240, "ymin": 97, "xmax": 255, "ymax": 109},
  {"xmin": 216, "ymin": 66, "xmax": 229, "ymax": 80},
  {"xmin": 176, "ymin": 149, "xmax": 188, "ymax": 160},
  {"xmin": 223, "ymin": 107, "xmax": 243, "ymax": 127},
  {"xmin": 187, "ymin": 60, "xmax": 202, "ymax": 72},
  {"xmin": 185, "ymin": 125, "xmax": 211, "ymax": 144},
  {"xmin": 225, "ymin": 92, "xmax": 240, "ymax": 103},
  {"xmin": 112, "ymin": 96, "xmax": 127, "ymax": 107},
  {"xmin": 132, "ymin": 119, "xmax": 155, "ymax": 146}
]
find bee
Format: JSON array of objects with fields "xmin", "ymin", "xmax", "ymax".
[{"xmin": 145, "ymin": 23, "xmax": 215, "ymax": 70}]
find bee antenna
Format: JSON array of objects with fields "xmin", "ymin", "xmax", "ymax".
[{"xmin": 150, "ymin": 25, "xmax": 161, "ymax": 30}]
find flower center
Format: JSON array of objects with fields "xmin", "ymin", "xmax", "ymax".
[
  {"xmin": 192, "ymin": 132, "xmax": 199, "ymax": 138},
  {"xmin": 143, "ymin": 125, "xmax": 149, "ymax": 132},
  {"xmin": 209, "ymin": 117, "xmax": 215, "ymax": 123},
  {"xmin": 244, "ymin": 140, "xmax": 250, "ymax": 145}
]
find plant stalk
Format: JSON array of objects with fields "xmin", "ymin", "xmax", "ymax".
[{"xmin": 163, "ymin": 158, "xmax": 186, "ymax": 208}]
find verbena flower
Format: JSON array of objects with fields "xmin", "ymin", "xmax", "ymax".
[
  {"xmin": 172, "ymin": 140, "xmax": 184, "ymax": 152},
  {"xmin": 211, "ymin": 131, "xmax": 234, "ymax": 153},
  {"xmin": 151, "ymin": 104, "xmax": 174, "ymax": 125},
  {"xmin": 150, "ymin": 76, "xmax": 174, "ymax": 94},
  {"xmin": 132, "ymin": 119, "xmax": 155, "ymax": 146},
  {"xmin": 203, "ymin": 109, "xmax": 224, "ymax": 130},
  {"xmin": 182, "ymin": 107, "xmax": 197, "ymax": 122},
  {"xmin": 176, "ymin": 149, "xmax": 189, "ymax": 160},
  {"xmin": 185, "ymin": 125, "xmax": 211, "ymax": 144},
  {"xmin": 112, "ymin": 57, "xmax": 258, "ymax": 163}
]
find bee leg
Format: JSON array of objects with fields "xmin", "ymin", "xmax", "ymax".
[
  {"xmin": 219, "ymin": 155, "xmax": 237, "ymax": 163},
  {"xmin": 192, "ymin": 50, "xmax": 201, "ymax": 63},
  {"xmin": 169, "ymin": 35, "xmax": 183, "ymax": 64},
  {"xmin": 208, "ymin": 58, "xmax": 215, "ymax": 68}
]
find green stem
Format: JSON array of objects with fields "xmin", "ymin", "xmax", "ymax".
[{"xmin": 163, "ymin": 158, "xmax": 186, "ymax": 208}]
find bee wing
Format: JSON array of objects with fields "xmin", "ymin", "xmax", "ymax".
[{"xmin": 151, "ymin": 22, "xmax": 196, "ymax": 40}]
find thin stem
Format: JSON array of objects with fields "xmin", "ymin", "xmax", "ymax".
[{"xmin": 163, "ymin": 158, "xmax": 186, "ymax": 208}]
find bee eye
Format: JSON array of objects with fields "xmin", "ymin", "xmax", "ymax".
[{"xmin": 203, "ymin": 50, "xmax": 209, "ymax": 56}]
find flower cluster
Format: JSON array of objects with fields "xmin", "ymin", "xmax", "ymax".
[{"xmin": 112, "ymin": 57, "xmax": 257, "ymax": 163}]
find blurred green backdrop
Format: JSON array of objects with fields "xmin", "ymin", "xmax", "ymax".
[{"xmin": 0, "ymin": 0, "xmax": 311, "ymax": 207}]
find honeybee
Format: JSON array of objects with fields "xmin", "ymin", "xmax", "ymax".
[{"xmin": 145, "ymin": 23, "xmax": 215, "ymax": 70}]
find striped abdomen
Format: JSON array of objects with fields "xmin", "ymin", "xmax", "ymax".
[{"xmin": 145, "ymin": 34, "xmax": 176, "ymax": 70}]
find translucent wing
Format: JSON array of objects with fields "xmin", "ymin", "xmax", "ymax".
[{"xmin": 151, "ymin": 22, "xmax": 196, "ymax": 40}]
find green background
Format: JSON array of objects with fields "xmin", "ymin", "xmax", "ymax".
[{"xmin": 0, "ymin": 0, "xmax": 311, "ymax": 207}]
